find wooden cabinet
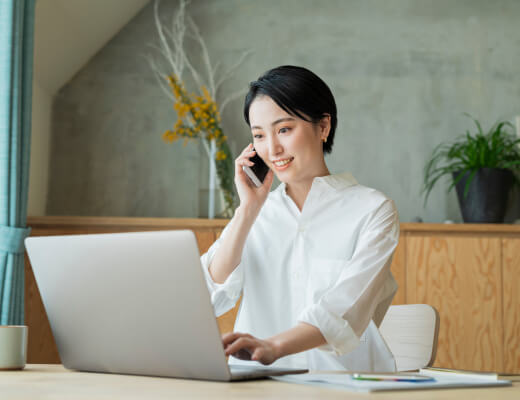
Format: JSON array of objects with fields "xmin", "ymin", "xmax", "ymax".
[
  {"xmin": 401, "ymin": 224, "xmax": 520, "ymax": 373},
  {"xmin": 406, "ymin": 234, "xmax": 503, "ymax": 371},
  {"xmin": 503, "ymin": 238, "xmax": 520, "ymax": 373},
  {"xmin": 23, "ymin": 217, "xmax": 520, "ymax": 373},
  {"xmin": 389, "ymin": 239, "xmax": 406, "ymax": 306}
]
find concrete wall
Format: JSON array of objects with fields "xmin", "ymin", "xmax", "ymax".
[
  {"xmin": 45, "ymin": 0, "xmax": 520, "ymax": 222},
  {"xmin": 28, "ymin": 0, "xmax": 150, "ymax": 215},
  {"xmin": 28, "ymin": 80, "xmax": 52, "ymax": 216}
]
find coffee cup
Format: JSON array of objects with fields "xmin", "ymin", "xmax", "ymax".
[{"xmin": 0, "ymin": 325, "xmax": 28, "ymax": 370}]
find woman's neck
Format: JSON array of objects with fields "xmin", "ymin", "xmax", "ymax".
[{"xmin": 285, "ymin": 165, "xmax": 330, "ymax": 212}]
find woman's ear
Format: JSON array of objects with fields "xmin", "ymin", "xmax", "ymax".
[{"xmin": 318, "ymin": 114, "xmax": 331, "ymax": 142}]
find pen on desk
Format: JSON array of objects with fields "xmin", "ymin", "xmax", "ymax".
[{"xmin": 351, "ymin": 374, "xmax": 436, "ymax": 383}]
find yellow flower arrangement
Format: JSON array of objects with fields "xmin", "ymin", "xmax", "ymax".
[{"xmin": 162, "ymin": 75, "xmax": 235, "ymax": 217}]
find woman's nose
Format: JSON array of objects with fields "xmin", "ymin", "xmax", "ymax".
[{"xmin": 268, "ymin": 136, "xmax": 283, "ymax": 157}]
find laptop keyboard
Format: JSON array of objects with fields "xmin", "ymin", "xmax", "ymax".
[{"xmin": 229, "ymin": 364, "xmax": 306, "ymax": 378}]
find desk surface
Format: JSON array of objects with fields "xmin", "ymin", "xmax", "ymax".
[{"xmin": 1, "ymin": 365, "xmax": 520, "ymax": 399}]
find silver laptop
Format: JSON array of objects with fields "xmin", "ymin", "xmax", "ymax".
[{"xmin": 25, "ymin": 230, "xmax": 307, "ymax": 381}]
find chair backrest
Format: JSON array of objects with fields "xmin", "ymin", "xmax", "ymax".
[{"xmin": 379, "ymin": 304, "xmax": 439, "ymax": 372}]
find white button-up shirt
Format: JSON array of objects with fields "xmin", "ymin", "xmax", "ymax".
[{"xmin": 200, "ymin": 172, "xmax": 399, "ymax": 371}]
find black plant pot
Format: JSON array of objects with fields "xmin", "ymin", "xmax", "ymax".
[{"xmin": 453, "ymin": 168, "xmax": 514, "ymax": 223}]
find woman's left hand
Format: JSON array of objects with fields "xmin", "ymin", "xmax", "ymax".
[{"xmin": 222, "ymin": 332, "xmax": 280, "ymax": 365}]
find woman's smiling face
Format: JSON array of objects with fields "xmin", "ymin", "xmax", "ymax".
[{"xmin": 248, "ymin": 95, "xmax": 329, "ymax": 185}]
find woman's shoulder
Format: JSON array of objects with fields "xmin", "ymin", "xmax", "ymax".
[
  {"xmin": 347, "ymin": 182, "xmax": 393, "ymax": 206},
  {"xmin": 326, "ymin": 172, "xmax": 394, "ymax": 210},
  {"xmin": 320, "ymin": 175, "xmax": 398, "ymax": 230},
  {"xmin": 349, "ymin": 185, "xmax": 398, "ymax": 222}
]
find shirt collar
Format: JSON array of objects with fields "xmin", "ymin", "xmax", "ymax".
[
  {"xmin": 275, "ymin": 172, "xmax": 358, "ymax": 195},
  {"xmin": 315, "ymin": 172, "xmax": 358, "ymax": 190}
]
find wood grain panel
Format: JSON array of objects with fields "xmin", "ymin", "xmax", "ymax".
[
  {"xmin": 27, "ymin": 216, "xmax": 229, "ymax": 232},
  {"xmin": 216, "ymin": 299, "xmax": 241, "ymax": 335},
  {"xmin": 407, "ymin": 234, "xmax": 503, "ymax": 371},
  {"xmin": 194, "ymin": 231, "xmax": 217, "ymax": 254},
  {"xmin": 400, "ymin": 223, "xmax": 520, "ymax": 234},
  {"xmin": 503, "ymin": 238, "xmax": 520, "ymax": 373},
  {"xmin": 390, "ymin": 237, "xmax": 406, "ymax": 305},
  {"xmin": 24, "ymin": 254, "xmax": 61, "ymax": 364},
  {"xmin": 27, "ymin": 217, "xmax": 520, "ymax": 234}
]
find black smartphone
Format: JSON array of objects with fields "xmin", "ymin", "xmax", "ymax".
[{"xmin": 242, "ymin": 150, "xmax": 269, "ymax": 187}]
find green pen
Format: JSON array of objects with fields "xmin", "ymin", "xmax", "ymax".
[{"xmin": 352, "ymin": 373, "xmax": 436, "ymax": 383}]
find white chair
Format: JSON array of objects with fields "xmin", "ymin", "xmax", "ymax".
[{"xmin": 379, "ymin": 304, "xmax": 440, "ymax": 371}]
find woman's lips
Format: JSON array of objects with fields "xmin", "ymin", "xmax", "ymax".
[{"xmin": 272, "ymin": 157, "xmax": 294, "ymax": 171}]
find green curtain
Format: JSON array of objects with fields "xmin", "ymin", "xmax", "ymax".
[{"xmin": 0, "ymin": 0, "xmax": 35, "ymax": 325}]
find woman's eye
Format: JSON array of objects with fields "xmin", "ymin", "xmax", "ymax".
[
  {"xmin": 279, "ymin": 127, "xmax": 290, "ymax": 134},
  {"xmin": 253, "ymin": 134, "xmax": 263, "ymax": 139}
]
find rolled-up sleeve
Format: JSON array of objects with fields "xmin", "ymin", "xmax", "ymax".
[
  {"xmin": 298, "ymin": 199, "xmax": 399, "ymax": 356},
  {"xmin": 200, "ymin": 224, "xmax": 245, "ymax": 317}
]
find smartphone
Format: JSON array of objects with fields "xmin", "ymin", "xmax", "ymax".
[{"xmin": 242, "ymin": 150, "xmax": 269, "ymax": 187}]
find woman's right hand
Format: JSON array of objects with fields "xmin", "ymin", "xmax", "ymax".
[
  {"xmin": 208, "ymin": 144, "xmax": 273, "ymax": 284},
  {"xmin": 234, "ymin": 143, "xmax": 274, "ymax": 216}
]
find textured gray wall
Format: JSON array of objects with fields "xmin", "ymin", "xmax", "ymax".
[{"xmin": 47, "ymin": 0, "xmax": 520, "ymax": 222}]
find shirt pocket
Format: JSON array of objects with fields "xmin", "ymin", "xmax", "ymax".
[{"xmin": 307, "ymin": 257, "xmax": 345, "ymax": 303}]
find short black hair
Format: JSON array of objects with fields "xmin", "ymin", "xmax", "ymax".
[{"xmin": 243, "ymin": 65, "xmax": 337, "ymax": 154}]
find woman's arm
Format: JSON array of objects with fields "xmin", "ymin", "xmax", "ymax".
[
  {"xmin": 208, "ymin": 143, "xmax": 274, "ymax": 284},
  {"xmin": 298, "ymin": 199, "xmax": 399, "ymax": 355},
  {"xmin": 208, "ymin": 205, "xmax": 257, "ymax": 283},
  {"xmin": 222, "ymin": 323, "xmax": 326, "ymax": 365}
]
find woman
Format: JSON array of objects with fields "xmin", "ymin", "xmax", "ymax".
[{"xmin": 200, "ymin": 65, "xmax": 399, "ymax": 372}]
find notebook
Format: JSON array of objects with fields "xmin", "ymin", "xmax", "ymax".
[{"xmin": 272, "ymin": 371, "xmax": 512, "ymax": 392}]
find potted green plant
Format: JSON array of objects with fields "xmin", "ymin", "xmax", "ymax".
[{"xmin": 422, "ymin": 114, "xmax": 520, "ymax": 223}]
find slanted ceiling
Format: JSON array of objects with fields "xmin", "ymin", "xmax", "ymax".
[{"xmin": 34, "ymin": 0, "xmax": 150, "ymax": 94}]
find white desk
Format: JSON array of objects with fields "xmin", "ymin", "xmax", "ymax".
[{"xmin": 1, "ymin": 364, "xmax": 519, "ymax": 399}]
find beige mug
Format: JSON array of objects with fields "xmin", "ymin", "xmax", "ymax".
[{"xmin": 0, "ymin": 325, "xmax": 28, "ymax": 370}]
